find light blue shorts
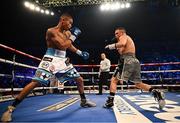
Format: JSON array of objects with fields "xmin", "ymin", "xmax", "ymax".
[{"xmin": 32, "ymin": 48, "xmax": 80, "ymax": 86}]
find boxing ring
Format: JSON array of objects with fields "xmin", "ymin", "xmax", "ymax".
[{"xmin": 0, "ymin": 43, "xmax": 180, "ymax": 122}]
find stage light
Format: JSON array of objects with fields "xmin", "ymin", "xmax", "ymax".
[
  {"xmin": 23, "ymin": 1, "xmax": 55, "ymax": 16},
  {"xmin": 120, "ymin": 3, "xmax": 125, "ymax": 8},
  {"xmin": 35, "ymin": 0, "xmax": 39, "ymax": 3},
  {"xmin": 50, "ymin": 12, "xmax": 54, "ymax": 16},
  {"xmin": 40, "ymin": 9, "xmax": 44, "ymax": 13},
  {"xmin": 104, "ymin": 3, "xmax": 111, "ymax": 11},
  {"xmin": 100, "ymin": 4, "xmax": 105, "ymax": 11},
  {"xmin": 24, "ymin": 1, "xmax": 30, "ymax": 8},
  {"xmin": 125, "ymin": 3, "xmax": 131, "ymax": 8},
  {"xmin": 109, "ymin": 3, "xmax": 116, "ymax": 10},
  {"xmin": 114, "ymin": 2, "xmax": 120, "ymax": 10},
  {"xmin": 100, "ymin": 2, "xmax": 130, "ymax": 11},
  {"xmin": 45, "ymin": 10, "xmax": 50, "ymax": 14},
  {"xmin": 35, "ymin": 7, "xmax": 40, "ymax": 11},
  {"xmin": 29, "ymin": 4, "xmax": 35, "ymax": 10}
]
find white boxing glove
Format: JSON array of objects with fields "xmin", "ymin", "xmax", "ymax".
[{"xmin": 105, "ymin": 43, "xmax": 116, "ymax": 50}]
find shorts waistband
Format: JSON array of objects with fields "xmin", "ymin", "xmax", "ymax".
[
  {"xmin": 121, "ymin": 53, "xmax": 135, "ymax": 58},
  {"xmin": 45, "ymin": 48, "xmax": 66, "ymax": 58}
]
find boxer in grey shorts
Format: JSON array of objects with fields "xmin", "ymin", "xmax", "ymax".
[{"xmin": 104, "ymin": 27, "xmax": 165, "ymax": 110}]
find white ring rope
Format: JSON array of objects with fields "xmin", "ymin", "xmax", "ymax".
[
  {"xmin": 1, "ymin": 84, "xmax": 180, "ymax": 93},
  {"xmin": 0, "ymin": 58, "xmax": 37, "ymax": 69},
  {"xmin": 0, "ymin": 57, "xmax": 180, "ymax": 74},
  {"xmin": 0, "ymin": 73, "xmax": 179, "ymax": 81},
  {"xmin": 0, "ymin": 74, "xmax": 32, "ymax": 79}
]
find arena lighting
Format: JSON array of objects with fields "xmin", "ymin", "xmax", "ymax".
[
  {"xmin": 113, "ymin": 2, "xmax": 121, "ymax": 10},
  {"xmin": 23, "ymin": 1, "xmax": 54, "ymax": 16},
  {"xmin": 35, "ymin": 6, "xmax": 40, "ymax": 11},
  {"xmin": 35, "ymin": 0, "xmax": 39, "ymax": 3},
  {"xmin": 120, "ymin": 3, "xmax": 125, "ymax": 8},
  {"xmin": 50, "ymin": 12, "xmax": 54, "ymax": 15},
  {"xmin": 29, "ymin": 4, "xmax": 35, "ymax": 10},
  {"xmin": 45, "ymin": 10, "xmax": 49, "ymax": 14},
  {"xmin": 100, "ymin": 2, "xmax": 131, "ymax": 11},
  {"xmin": 40, "ymin": 9, "xmax": 45, "ymax": 13},
  {"xmin": 34, "ymin": 0, "xmax": 146, "ymax": 7},
  {"xmin": 125, "ymin": 2, "xmax": 131, "ymax": 8},
  {"xmin": 24, "ymin": 1, "xmax": 30, "ymax": 7}
]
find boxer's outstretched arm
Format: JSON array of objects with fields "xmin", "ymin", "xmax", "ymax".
[
  {"xmin": 68, "ymin": 44, "xmax": 89, "ymax": 60},
  {"xmin": 68, "ymin": 44, "xmax": 78, "ymax": 53}
]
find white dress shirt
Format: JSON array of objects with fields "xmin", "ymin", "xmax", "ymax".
[{"xmin": 100, "ymin": 58, "xmax": 111, "ymax": 72}]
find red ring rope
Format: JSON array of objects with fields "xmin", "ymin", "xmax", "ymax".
[{"xmin": 0, "ymin": 43, "xmax": 41, "ymax": 61}]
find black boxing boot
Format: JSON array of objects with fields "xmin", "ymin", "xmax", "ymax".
[{"xmin": 103, "ymin": 96, "xmax": 114, "ymax": 108}]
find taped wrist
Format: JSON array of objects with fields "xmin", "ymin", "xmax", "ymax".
[
  {"xmin": 76, "ymin": 49, "xmax": 82, "ymax": 56},
  {"xmin": 69, "ymin": 35, "xmax": 76, "ymax": 42},
  {"xmin": 109, "ymin": 43, "xmax": 116, "ymax": 50}
]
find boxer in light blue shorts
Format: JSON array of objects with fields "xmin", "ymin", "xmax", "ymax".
[
  {"xmin": 1, "ymin": 13, "xmax": 96, "ymax": 122},
  {"xmin": 33, "ymin": 48, "xmax": 80, "ymax": 85}
]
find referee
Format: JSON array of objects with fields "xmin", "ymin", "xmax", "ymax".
[{"xmin": 97, "ymin": 53, "xmax": 111, "ymax": 95}]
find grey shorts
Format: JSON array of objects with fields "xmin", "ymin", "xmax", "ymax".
[{"xmin": 113, "ymin": 54, "xmax": 142, "ymax": 83}]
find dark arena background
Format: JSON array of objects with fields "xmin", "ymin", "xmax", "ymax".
[{"xmin": 0, "ymin": 0, "xmax": 180, "ymax": 122}]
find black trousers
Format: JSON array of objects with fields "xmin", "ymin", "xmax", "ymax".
[{"xmin": 98, "ymin": 72, "xmax": 110, "ymax": 94}]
